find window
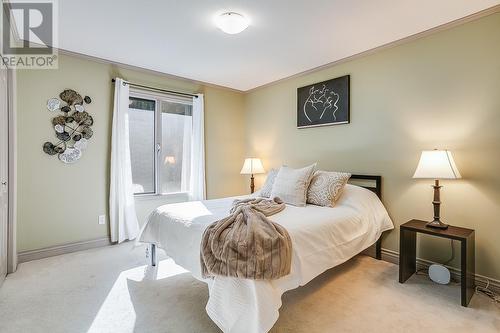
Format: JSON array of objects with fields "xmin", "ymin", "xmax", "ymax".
[{"xmin": 129, "ymin": 90, "xmax": 193, "ymax": 195}]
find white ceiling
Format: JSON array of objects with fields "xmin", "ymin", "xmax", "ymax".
[{"xmin": 55, "ymin": 0, "xmax": 499, "ymax": 91}]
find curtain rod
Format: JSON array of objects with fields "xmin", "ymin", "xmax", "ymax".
[{"xmin": 111, "ymin": 79, "xmax": 198, "ymax": 98}]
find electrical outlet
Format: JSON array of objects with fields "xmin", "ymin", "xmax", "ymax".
[{"xmin": 98, "ymin": 215, "xmax": 106, "ymax": 225}]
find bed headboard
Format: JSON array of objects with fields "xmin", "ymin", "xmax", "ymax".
[{"xmin": 349, "ymin": 174, "xmax": 382, "ymax": 199}]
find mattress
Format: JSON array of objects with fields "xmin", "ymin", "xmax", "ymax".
[{"xmin": 138, "ymin": 184, "xmax": 394, "ymax": 333}]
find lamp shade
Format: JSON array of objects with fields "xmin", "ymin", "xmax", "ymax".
[
  {"xmin": 413, "ymin": 150, "xmax": 461, "ymax": 179},
  {"xmin": 240, "ymin": 158, "xmax": 265, "ymax": 175}
]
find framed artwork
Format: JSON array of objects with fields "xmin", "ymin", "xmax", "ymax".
[{"xmin": 297, "ymin": 75, "xmax": 350, "ymax": 128}]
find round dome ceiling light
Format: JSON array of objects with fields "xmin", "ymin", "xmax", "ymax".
[{"xmin": 215, "ymin": 12, "xmax": 249, "ymax": 34}]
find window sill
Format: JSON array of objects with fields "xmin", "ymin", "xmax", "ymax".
[{"xmin": 134, "ymin": 192, "xmax": 190, "ymax": 201}]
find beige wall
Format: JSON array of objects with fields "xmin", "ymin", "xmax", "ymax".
[
  {"xmin": 16, "ymin": 54, "xmax": 246, "ymax": 252},
  {"xmin": 244, "ymin": 13, "xmax": 500, "ymax": 279}
]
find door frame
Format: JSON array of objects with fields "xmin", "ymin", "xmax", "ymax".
[{"xmin": 7, "ymin": 69, "xmax": 17, "ymax": 273}]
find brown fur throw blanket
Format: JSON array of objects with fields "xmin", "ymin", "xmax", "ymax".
[{"xmin": 200, "ymin": 197, "xmax": 292, "ymax": 280}]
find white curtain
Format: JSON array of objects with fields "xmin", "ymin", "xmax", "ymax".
[
  {"xmin": 180, "ymin": 113, "xmax": 191, "ymax": 193},
  {"xmin": 189, "ymin": 94, "xmax": 206, "ymax": 201},
  {"xmin": 109, "ymin": 78, "xmax": 140, "ymax": 243}
]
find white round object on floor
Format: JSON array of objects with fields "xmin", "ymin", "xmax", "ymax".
[{"xmin": 429, "ymin": 264, "xmax": 451, "ymax": 284}]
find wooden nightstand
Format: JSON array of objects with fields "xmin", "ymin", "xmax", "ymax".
[{"xmin": 399, "ymin": 219, "xmax": 475, "ymax": 307}]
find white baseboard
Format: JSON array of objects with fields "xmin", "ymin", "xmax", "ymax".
[
  {"xmin": 380, "ymin": 248, "xmax": 500, "ymax": 294},
  {"xmin": 18, "ymin": 237, "xmax": 112, "ymax": 263}
]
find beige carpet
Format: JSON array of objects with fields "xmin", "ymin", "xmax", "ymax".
[{"xmin": 0, "ymin": 243, "xmax": 498, "ymax": 333}]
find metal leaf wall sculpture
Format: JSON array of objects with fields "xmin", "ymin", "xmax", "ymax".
[{"xmin": 43, "ymin": 89, "xmax": 94, "ymax": 164}]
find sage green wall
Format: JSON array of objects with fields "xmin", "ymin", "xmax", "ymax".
[
  {"xmin": 244, "ymin": 13, "xmax": 500, "ymax": 279},
  {"xmin": 16, "ymin": 54, "xmax": 247, "ymax": 252}
]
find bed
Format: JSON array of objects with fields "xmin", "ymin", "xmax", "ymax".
[{"xmin": 138, "ymin": 175, "xmax": 394, "ymax": 333}]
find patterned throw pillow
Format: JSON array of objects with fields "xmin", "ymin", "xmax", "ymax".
[
  {"xmin": 270, "ymin": 164, "xmax": 317, "ymax": 206},
  {"xmin": 307, "ymin": 171, "xmax": 351, "ymax": 207},
  {"xmin": 260, "ymin": 169, "xmax": 278, "ymax": 197}
]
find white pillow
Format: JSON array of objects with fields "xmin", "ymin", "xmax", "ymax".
[
  {"xmin": 307, "ymin": 171, "xmax": 351, "ymax": 207},
  {"xmin": 260, "ymin": 169, "xmax": 278, "ymax": 198},
  {"xmin": 270, "ymin": 164, "xmax": 317, "ymax": 206}
]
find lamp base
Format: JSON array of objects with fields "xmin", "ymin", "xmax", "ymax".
[
  {"xmin": 250, "ymin": 174, "xmax": 255, "ymax": 194},
  {"xmin": 427, "ymin": 179, "xmax": 448, "ymax": 229},
  {"xmin": 426, "ymin": 220, "xmax": 449, "ymax": 230}
]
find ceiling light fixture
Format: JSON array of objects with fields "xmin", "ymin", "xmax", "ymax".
[{"xmin": 215, "ymin": 12, "xmax": 249, "ymax": 34}]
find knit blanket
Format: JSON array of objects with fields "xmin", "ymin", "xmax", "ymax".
[{"xmin": 200, "ymin": 197, "xmax": 292, "ymax": 280}]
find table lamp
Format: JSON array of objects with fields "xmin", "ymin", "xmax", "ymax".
[
  {"xmin": 240, "ymin": 158, "xmax": 265, "ymax": 193},
  {"xmin": 413, "ymin": 150, "xmax": 461, "ymax": 229}
]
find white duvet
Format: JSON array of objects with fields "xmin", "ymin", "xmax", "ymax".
[{"xmin": 138, "ymin": 184, "xmax": 394, "ymax": 333}]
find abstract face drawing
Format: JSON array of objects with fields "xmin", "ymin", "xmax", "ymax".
[{"xmin": 302, "ymin": 84, "xmax": 340, "ymax": 123}]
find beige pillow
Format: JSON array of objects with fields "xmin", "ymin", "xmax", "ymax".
[
  {"xmin": 270, "ymin": 164, "xmax": 317, "ymax": 206},
  {"xmin": 260, "ymin": 169, "xmax": 278, "ymax": 198},
  {"xmin": 307, "ymin": 171, "xmax": 351, "ymax": 207}
]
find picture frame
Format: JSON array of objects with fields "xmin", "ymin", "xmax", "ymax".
[{"xmin": 297, "ymin": 75, "xmax": 350, "ymax": 128}]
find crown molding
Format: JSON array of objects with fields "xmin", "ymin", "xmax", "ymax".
[
  {"xmin": 245, "ymin": 4, "xmax": 500, "ymax": 93},
  {"xmin": 55, "ymin": 48, "xmax": 244, "ymax": 94}
]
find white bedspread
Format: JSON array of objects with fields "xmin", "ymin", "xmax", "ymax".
[{"xmin": 138, "ymin": 184, "xmax": 394, "ymax": 333}]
